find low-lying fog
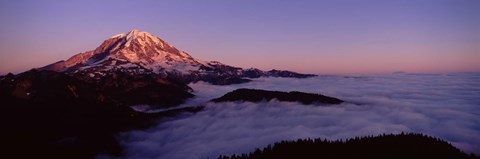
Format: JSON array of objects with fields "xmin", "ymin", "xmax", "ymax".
[{"xmin": 110, "ymin": 73, "xmax": 480, "ymax": 159}]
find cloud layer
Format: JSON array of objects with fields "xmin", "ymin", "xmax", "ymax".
[{"xmin": 112, "ymin": 73, "xmax": 480, "ymax": 159}]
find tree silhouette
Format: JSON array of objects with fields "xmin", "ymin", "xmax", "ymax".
[{"xmin": 218, "ymin": 133, "xmax": 479, "ymax": 159}]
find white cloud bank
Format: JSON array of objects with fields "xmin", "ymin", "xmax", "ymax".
[{"xmin": 111, "ymin": 72, "xmax": 480, "ymax": 159}]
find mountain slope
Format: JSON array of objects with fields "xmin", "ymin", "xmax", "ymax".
[
  {"xmin": 219, "ymin": 133, "xmax": 478, "ymax": 159},
  {"xmin": 43, "ymin": 30, "xmax": 199, "ymax": 72},
  {"xmin": 0, "ymin": 69, "xmax": 200, "ymax": 159},
  {"xmin": 1, "ymin": 69, "xmax": 193, "ymax": 108},
  {"xmin": 42, "ymin": 29, "xmax": 315, "ymax": 85}
]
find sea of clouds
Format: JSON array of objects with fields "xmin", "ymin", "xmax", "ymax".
[{"xmin": 110, "ymin": 72, "xmax": 480, "ymax": 159}]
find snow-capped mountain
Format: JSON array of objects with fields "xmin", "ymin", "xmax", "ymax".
[{"xmin": 42, "ymin": 29, "xmax": 315, "ymax": 85}]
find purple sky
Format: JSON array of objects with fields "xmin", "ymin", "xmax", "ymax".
[{"xmin": 0, "ymin": 0, "xmax": 479, "ymax": 74}]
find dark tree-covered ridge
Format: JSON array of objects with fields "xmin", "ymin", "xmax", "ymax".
[
  {"xmin": 211, "ymin": 88, "xmax": 344, "ymax": 105},
  {"xmin": 0, "ymin": 69, "xmax": 199, "ymax": 159},
  {"xmin": 218, "ymin": 133, "xmax": 479, "ymax": 159}
]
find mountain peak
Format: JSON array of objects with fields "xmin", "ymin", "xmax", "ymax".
[
  {"xmin": 110, "ymin": 29, "xmax": 150, "ymax": 39},
  {"xmin": 99, "ymin": 30, "xmax": 197, "ymax": 67},
  {"xmin": 128, "ymin": 29, "xmax": 141, "ymax": 34},
  {"xmin": 42, "ymin": 30, "xmax": 199, "ymax": 73},
  {"xmin": 125, "ymin": 29, "xmax": 148, "ymax": 38},
  {"xmin": 41, "ymin": 30, "xmax": 316, "ymax": 84}
]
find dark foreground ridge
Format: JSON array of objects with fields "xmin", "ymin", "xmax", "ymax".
[
  {"xmin": 0, "ymin": 69, "xmax": 199, "ymax": 159},
  {"xmin": 218, "ymin": 133, "xmax": 479, "ymax": 159},
  {"xmin": 211, "ymin": 88, "xmax": 344, "ymax": 105}
]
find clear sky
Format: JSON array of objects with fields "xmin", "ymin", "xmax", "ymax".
[{"xmin": 0, "ymin": 0, "xmax": 479, "ymax": 74}]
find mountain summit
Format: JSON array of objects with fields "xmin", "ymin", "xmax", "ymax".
[
  {"xmin": 43, "ymin": 29, "xmax": 201, "ymax": 73},
  {"xmin": 42, "ymin": 29, "xmax": 315, "ymax": 85},
  {"xmin": 98, "ymin": 29, "xmax": 196, "ymax": 65}
]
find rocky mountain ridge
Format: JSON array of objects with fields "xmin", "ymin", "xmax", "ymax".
[{"xmin": 42, "ymin": 29, "xmax": 316, "ymax": 85}]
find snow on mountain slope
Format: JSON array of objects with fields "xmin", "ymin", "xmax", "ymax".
[
  {"xmin": 41, "ymin": 29, "xmax": 315, "ymax": 84},
  {"xmin": 44, "ymin": 30, "xmax": 201, "ymax": 73}
]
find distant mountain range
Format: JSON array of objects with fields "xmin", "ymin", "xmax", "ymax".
[{"xmin": 41, "ymin": 29, "xmax": 315, "ymax": 85}]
